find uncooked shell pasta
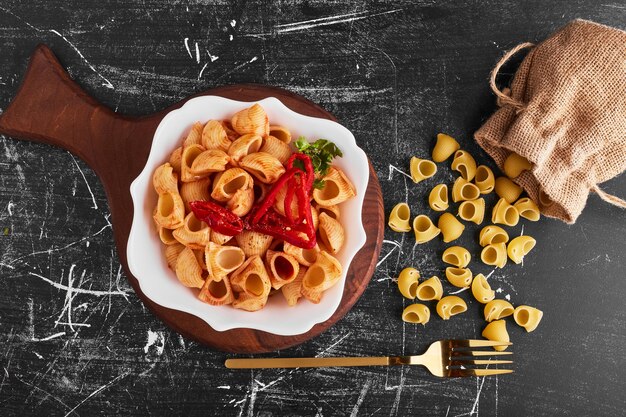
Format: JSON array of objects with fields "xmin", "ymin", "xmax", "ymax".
[
  {"xmin": 458, "ymin": 198, "xmax": 485, "ymax": 224},
  {"xmin": 451, "ymin": 150, "xmax": 477, "ymax": 181},
  {"xmin": 474, "ymin": 165, "xmax": 495, "ymax": 194},
  {"xmin": 445, "ymin": 267, "xmax": 473, "ymax": 288},
  {"xmin": 432, "ymin": 133, "xmax": 460, "ymax": 162},
  {"xmin": 479, "ymin": 225, "xmax": 509, "ymax": 247},
  {"xmin": 503, "ymin": 152, "xmax": 532, "ymax": 179},
  {"xmin": 481, "ymin": 242, "xmax": 507, "ymax": 268},
  {"xmin": 507, "ymin": 235, "xmax": 536, "ymax": 264},
  {"xmin": 416, "ymin": 276, "xmax": 443, "ymax": 301},
  {"xmin": 452, "ymin": 177, "xmax": 480, "ymax": 202},
  {"xmin": 410, "ymin": 157, "xmax": 437, "ymax": 183},
  {"xmin": 492, "ymin": 198, "xmax": 520, "ymax": 226},
  {"xmin": 436, "ymin": 296, "xmax": 467, "ymax": 320},
  {"xmin": 442, "ymin": 246, "xmax": 471, "ymax": 268},
  {"xmin": 413, "ymin": 215, "xmax": 441, "ymax": 244},
  {"xmin": 514, "ymin": 197, "xmax": 541, "ymax": 221},
  {"xmin": 495, "ymin": 177, "xmax": 523, "ymax": 203},
  {"xmin": 397, "ymin": 267, "xmax": 420, "ymax": 299},
  {"xmin": 388, "ymin": 202, "xmax": 412, "ymax": 232},
  {"xmin": 428, "ymin": 184, "xmax": 449, "ymax": 211},
  {"xmin": 471, "ymin": 273, "xmax": 495, "ymax": 304},
  {"xmin": 438, "ymin": 212, "xmax": 465, "ymax": 243},
  {"xmin": 482, "ymin": 320, "xmax": 510, "ymax": 351},
  {"xmin": 402, "ymin": 304, "xmax": 431, "ymax": 325},
  {"xmin": 484, "ymin": 299, "xmax": 514, "ymax": 322},
  {"xmin": 513, "ymin": 305, "xmax": 543, "ymax": 332}
]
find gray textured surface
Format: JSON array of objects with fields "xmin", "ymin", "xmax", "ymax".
[{"xmin": 1, "ymin": 1, "xmax": 625, "ymax": 416}]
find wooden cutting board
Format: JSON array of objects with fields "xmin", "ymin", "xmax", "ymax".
[{"xmin": 0, "ymin": 45, "xmax": 384, "ymax": 353}]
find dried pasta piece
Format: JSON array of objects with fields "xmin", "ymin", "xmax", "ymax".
[
  {"xmin": 445, "ymin": 267, "xmax": 473, "ymax": 288},
  {"xmin": 211, "ymin": 168, "xmax": 253, "ymax": 202},
  {"xmin": 474, "ymin": 165, "xmax": 495, "ymax": 194},
  {"xmin": 230, "ymin": 255, "xmax": 271, "ymax": 298},
  {"xmin": 202, "ymin": 120, "xmax": 232, "ymax": 151},
  {"xmin": 481, "ymin": 242, "xmax": 507, "ymax": 268},
  {"xmin": 153, "ymin": 192, "xmax": 185, "ymax": 229},
  {"xmin": 491, "ymin": 198, "xmax": 520, "ymax": 226},
  {"xmin": 442, "ymin": 246, "xmax": 471, "ymax": 268},
  {"xmin": 436, "ymin": 296, "xmax": 467, "ymax": 320},
  {"xmin": 226, "ymin": 187, "xmax": 255, "ymax": 217},
  {"xmin": 314, "ymin": 203, "xmax": 340, "ymax": 221},
  {"xmin": 458, "ymin": 198, "xmax": 485, "ymax": 224},
  {"xmin": 205, "ymin": 242, "xmax": 246, "ymax": 281},
  {"xmin": 514, "ymin": 197, "xmax": 541, "ymax": 221},
  {"xmin": 451, "ymin": 177, "xmax": 480, "ymax": 202},
  {"xmin": 432, "ymin": 133, "xmax": 460, "ymax": 162},
  {"xmin": 240, "ymin": 152, "xmax": 286, "ymax": 184},
  {"xmin": 228, "ymin": 134, "xmax": 262, "ymax": 165},
  {"xmin": 409, "ymin": 157, "xmax": 437, "ymax": 183},
  {"xmin": 482, "ymin": 320, "xmax": 509, "ymax": 351},
  {"xmin": 183, "ymin": 121, "xmax": 204, "ymax": 147},
  {"xmin": 438, "ymin": 213, "xmax": 465, "ymax": 243},
  {"xmin": 397, "ymin": 267, "xmax": 420, "ymax": 299},
  {"xmin": 471, "ymin": 273, "xmax": 495, "ymax": 304},
  {"xmin": 180, "ymin": 177, "xmax": 212, "ymax": 212},
  {"xmin": 538, "ymin": 189, "xmax": 554, "ymax": 208},
  {"xmin": 402, "ymin": 304, "xmax": 430, "ymax": 325},
  {"xmin": 416, "ymin": 276, "xmax": 443, "ymax": 301},
  {"xmin": 413, "ymin": 215, "xmax": 441, "ymax": 244},
  {"xmin": 301, "ymin": 251, "xmax": 342, "ymax": 295},
  {"xmin": 313, "ymin": 167, "xmax": 356, "ymax": 207},
  {"xmin": 235, "ymin": 230, "xmax": 273, "ymax": 257},
  {"xmin": 494, "ymin": 177, "xmax": 523, "ymax": 203},
  {"xmin": 479, "ymin": 225, "xmax": 509, "ymax": 247},
  {"xmin": 164, "ymin": 243, "xmax": 185, "ymax": 270},
  {"xmin": 269, "ymin": 125, "xmax": 292, "ymax": 144},
  {"xmin": 388, "ymin": 203, "xmax": 411, "ymax": 232},
  {"xmin": 318, "ymin": 213, "xmax": 345, "ymax": 254},
  {"xmin": 428, "ymin": 184, "xmax": 449, "ymax": 212},
  {"xmin": 169, "ymin": 147, "xmax": 182, "ymax": 174},
  {"xmin": 484, "ymin": 299, "xmax": 514, "ymax": 322},
  {"xmin": 175, "ymin": 247, "xmax": 206, "ymax": 288},
  {"xmin": 451, "ymin": 150, "xmax": 477, "ymax": 181},
  {"xmin": 153, "ymin": 163, "xmax": 179, "ymax": 194},
  {"xmin": 173, "ymin": 212, "xmax": 210, "ymax": 249},
  {"xmin": 503, "ymin": 152, "xmax": 532, "ymax": 179},
  {"xmin": 199, "ymin": 275, "xmax": 235, "ymax": 306},
  {"xmin": 507, "ymin": 236, "xmax": 536, "ymax": 264},
  {"xmin": 266, "ymin": 250, "xmax": 300, "ymax": 289},
  {"xmin": 282, "ymin": 266, "xmax": 306, "ymax": 306},
  {"xmin": 284, "ymin": 242, "xmax": 320, "ymax": 266},
  {"xmin": 513, "ymin": 305, "xmax": 543, "ymax": 332},
  {"xmin": 158, "ymin": 226, "xmax": 178, "ymax": 246},
  {"xmin": 231, "ymin": 103, "xmax": 269, "ymax": 136},
  {"xmin": 260, "ymin": 135, "xmax": 292, "ymax": 164}
]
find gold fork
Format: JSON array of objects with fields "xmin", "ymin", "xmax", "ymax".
[{"xmin": 225, "ymin": 339, "xmax": 513, "ymax": 377}]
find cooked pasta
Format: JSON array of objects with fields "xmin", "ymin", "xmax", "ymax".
[
  {"xmin": 507, "ymin": 235, "xmax": 536, "ymax": 264},
  {"xmin": 416, "ymin": 276, "xmax": 443, "ymax": 301},
  {"xmin": 413, "ymin": 215, "xmax": 441, "ymax": 244},
  {"xmin": 458, "ymin": 198, "xmax": 485, "ymax": 224},
  {"xmin": 388, "ymin": 202, "xmax": 412, "ymax": 232},
  {"xmin": 314, "ymin": 203, "xmax": 340, "ymax": 221},
  {"xmin": 301, "ymin": 251, "xmax": 342, "ymax": 295},
  {"xmin": 266, "ymin": 250, "xmax": 300, "ymax": 289},
  {"xmin": 230, "ymin": 255, "xmax": 271, "ymax": 298},
  {"xmin": 199, "ymin": 276, "xmax": 235, "ymax": 306},
  {"xmin": 438, "ymin": 213, "xmax": 465, "ymax": 243},
  {"xmin": 317, "ymin": 213, "xmax": 345, "ymax": 254},
  {"xmin": 494, "ymin": 177, "xmax": 523, "ymax": 203},
  {"xmin": 474, "ymin": 165, "xmax": 495, "ymax": 194},
  {"xmin": 484, "ymin": 299, "xmax": 514, "ymax": 322},
  {"xmin": 432, "ymin": 133, "xmax": 460, "ymax": 162},
  {"xmin": 397, "ymin": 267, "xmax": 420, "ymax": 299},
  {"xmin": 211, "ymin": 168, "xmax": 253, "ymax": 202},
  {"xmin": 480, "ymin": 242, "xmax": 507, "ymax": 268},
  {"xmin": 514, "ymin": 197, "xmax": 541, "ymax": 221},
  {"xmin": 451, "ymin": 150, "xmax": 477, "ymax": 181},
  {"xmin": 158, "ymin": 226, "xmax": 179, "ymax": 246},
  {"xmin": 205, "ymin": 242, "xmax": 246, "ymax": 281},
  {"xmin": 513, "ymin": 305, "xmax": 543, "ymax": 332},
  {"xmin": 313, "ymin": 167, "xmax": 356, "ymax": 207},
  {"xmin": 153, "ymin": 191, "xmax": 185, "ymax": 229},
  {"xmin": 227, "ymin": 134, "xmax": 262, "ymax": 165},
  {"xmin": 269, "ymin": 125, "xmax": 292, "ymax": 144},
  {"xmin": 169, "ymin": 147, "xmax": 182, "ymax": 174},
  {"xmin": 153, "ymin": 163, "xmax": 179, "ymax": 195},
  {"xmin": 471, "ymin": 273, "xmax": 495, "ymax": 304},
  {"xmin": 175, "ymin": 246, "xmax": 206, "ymax": 288},
  {"xmin": 503, "ymin": 152, "xmax": 532, "ymax": 178},
  {"xmin": 436, "ymin": 296, "xmax": 467, "ymax": 320},
  {"xmin": 180, "ymin": 177, "xmax": 212, "ymax": 212},
  {"xmin": 234, "ymin": 230, "xmax": 274, "ymax": 257},
  {"xmin": 183, "ymin": 121, "xmax": 204, "ymax": 147},
  {"xmin": 260, "ymin": 135, "xmax": 292, "ymax": 164},
  {"xmin": 202, "ymin": 120, "xmax": 232, "ymax": 151},
  {"xmin": 164, "ymin": 243, "xmax": 185, "ymax": 270},
  {"xmin": 281, "ymin": 266, "xmax": 305, "ymax": 306},
  {"xmin": 402, "ymin": 304, "xmax": 430, "ymax": 325},
  {"xmin": 173, "ymin": 212, "xmax": 211, "ymax": 249},
  {"xmin": 410, "ymin": 157, "xmax": 437, "ymax": 183},
  {"xmin": 284, "ymin": 242, "xmax": 320, "ymax": 266},
  {"xmin": 479, "ymin": 225, "xmax": 509, "ymax": 247},
  {"xmin": 491, "ymin": 198, "xmax": 520, "ymax": 226},
  {"xmin": 428, "ymin": 184, "xmax": 449, "ymax": 211},
  {"xmin": 226, "ymin": 187, "xmax": 255, "ymax": 217},
  {"xmin": 452, "ymin": 177, "xmax": 480, "ymax": 202},
  {"xmin": 442, "ymin": 246, "xmax": 471, "ymax": 268},
  {"xmin": 481, "ymin": 320, "xmax": 509, "ymax": 351},
  {"xmin": 240, "ymin": 152, "xmax": 285, "ymax": 184},
  {"xmin": 231, "ymin": 103, "xmax": 269, "ymax": 136},
  {"xmin": 445, "ymin": 267, "xmax": 472, "ymax": 288}
]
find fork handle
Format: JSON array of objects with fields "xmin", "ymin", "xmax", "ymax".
[{"xmin": 225, "ymin": 356, "xmax": 411, "ymax": 369}]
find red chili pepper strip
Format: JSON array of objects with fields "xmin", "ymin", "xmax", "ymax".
[
  {"xmin": 250, "ymin": 167, "xmax": 300, "ymax": 225},
  {"xmin": 286, "ymin": 153, "xmax": 315, "ymax": 191},
  {"xmin": 190, "ymin": 200, "xmax": 243, "ymax": 236}
]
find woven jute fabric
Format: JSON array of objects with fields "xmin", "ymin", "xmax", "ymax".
[{"xmin": 475, "ymin": 19, "xmax": 626, "ymax": 224}]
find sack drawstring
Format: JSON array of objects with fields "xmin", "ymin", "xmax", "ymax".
[
  {"xmin": 489, "ymin": 42, "xmax": 535, "ymax": 111},
  {"xmin": 591, "ymin": 185, "xmax": 626, "ymax": 209}
]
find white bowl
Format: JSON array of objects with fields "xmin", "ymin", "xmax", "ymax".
[{"xmin": 127, "ymin": 96, "xmax": 368, "ymax": 336}]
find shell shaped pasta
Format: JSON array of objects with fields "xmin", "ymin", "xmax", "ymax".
[
  {"xmin": 442, "ymin": 246, "xmax": 471, "ymax": 268},
  {"xmin": 193, "ymin": 249, "xmax": 207, "ymax": 270},
  {"xmin": 240, "ymin": 152, "xmax": 286, "ymax": 184},
  {"xmin": 301, "ymin": 251, "xmax": 342, "ymax": 294},
  {"xmin": 181, "ymin": 144, "xmax": 206, "ymax": 182},
  {"xmin": 175, "ymin": 247, "xmax": 206, "ymax": 288},
  {"xmin": 428, "ymin": 184, "xmax": 449, "ymax": 212},
  {"xmin": 514, "ymin": 197, "xmax": 541, "ymax": 221},
  {"xmin": 191, "ymin": 149, "xmax": 230, "ymax": 176},
  {"xmin": 452, "ymin": 177, "xmax": 480, "ymax": 202},
  {"xmin": 227, "ymin": 134, "xmax": 263, "ymax": 165},
  {"xmin": 260, "ymin": 135, "xmax": 292, "ymax": 164},
  {"xmin": 481, "ymin": 242, "xmax": 507, "ymax": 268},
  {"xmin": 432, "ymin": 133, "xmax": 460, "ymax": 162},
  {"xmin": 484, "ymin": 299, "xmax": 514, "ymax": 322},
  {"xmin": 232, "ymin": 291, "xmax": 268, "ymax": 311},
  {"xmin": 314, "ymin": 203, "xmax": 340, "ymax": 221},
  {"xmin": 416, "ymin": 276, "xmax": 443, "ymax": 301},
  {"xmin": 235, "ymin": 230, "xmax": 274, "ymax": 258},
  {"xmin": 471, "ymin": 273, "xmax": 495, "ymax": 304},
  {"xmin": 230, "ymin": 255, "xmax": 271, "ymax": 298},
  {"xmin": 474, "ymin": 165, "xmax": 495, "ymax": 194},
  {"xmin": 221, "ymin": 120, "xmax": 239, "ymax": 142},
  {"xmin": 397, "ymin": 267, "xmax": 420, "ymax": 299},
  {"xmin": 180, "ymin": 177, "xmax": 212, "ymax": 212},
  {"xmin": 310, "ymin": 205, "xmax": 320, "ymax": 231},
  {"xmin": 438, "ymin": 213, "xmax": 465, "ymax": 243},
  {"xmin": 482, "ymin": 320, "xmax": 510, "ymax": 351},
  {"xmin": 159, "ymin": 226, "xmax": 179, "ymax": 245},
  {"xmin": 281, "ymin": 266, "xmax": 305, "ymax": 306},
  {"xmin": 266, "ymin": 250, "xmax": 300, "ymax": 289},
  {"xmin": 199, "ymin": 275, "xmax": 235, "ymax": 306},
  {"xmin": 479, "ymin": 225, "xmax": 509, "ymax": 247},
  {"xmin": 445, "ymin": 267, "xmax": 473, "ymax": 288},
  {"xmin": 388, "ymin": 203, "xmax": 411, "ymax": 232},
  {"xmin": 507, "ymin": 235, "xmax": 536, "ymax": 264},
  {"xmin": 231, "ymin": 103, "xmax": 269, "ymax": 136},
  {"xmin": 402, "ymin": 304, "xmax": 430, "ymax": 325},
  {"xmin": 153, "ymin": 163, "xmax": 179, "ymax": 194},
  {"xmin": 273, "ymin": 181, "xmax": 300, "ymax": 218},
  {"xmin": 495, "ymin": 177, "xmax": 523, "ymax": 203},
  {"xmin": 183, "ymin": 121, "xmax": 204, "ymax": 147},
  {"xmin": 173, "ymin": 212, "xmax": 210, "ymax": 249},
  {"xmin": 164, "ymin": 243, "xmax": 185, "ymax": 270},
  {"xmin": 436, "ymin": 296, "xmax": 467, "ymax": 320},
  {"xmin": 514, "ymin": 305, "xmax": 543, "ymax": 332},
  {"xmin": 458, "ymin": 198, "xmax": 485, "ymax": 224},
  {"xmin": 169, "ymin": 147, "xmax": 182, "ymax": 174},
  {"xmin": 313, "ymin": 167, "xmax": 356, "ymax": 207},
  {"xmin": 201, "ymin": 120, "xmax": 231, "ymax": 151},
  {"xmin": 210, "ymin": 230, "xmax": 233, "ymax": 245},
  {"xmin": 284, "ymin": 242, "xmax": 320, "ymax": 266},
  {"xmin": 269, "ymin": 125, "xmax": 292, "ymax": 144},
  {"xmin": 451, "ymin": 150, "xmax": 477, "ymax": 181},
  {"xmin": 205, "ymin": 242, "xmax": 246, "ymax": 281},
  {"xmin": 409, "ymin": 157, "xmax": 437, "ymax": 183},
  {"xmin": 538, "ymin": 189, "xmax": 554, "ymax": 208},
  {"xmin": 153, "ymin": 192, "xmax": 185, "ymax": 229},
  {"xmin": 503, "ymin": 152, "xmax": 532, "ymax": 179},
  {"xmin": 492, "ymin": 198, "xmax": 520, "ymax": 226},
  {"xmin": 318, "ymin": 213, "xmax": 345, "ymax": 254},
  {"xmin": 211, "ymin": 168, "xmax": 253, "ymax": 202},
  {"xmin": 413, "ymin": 215, "xmax": 441, "ymax": 244},
  {"xmin": 226, "ymin": 187, "xmax": 255, "ymax": 217}
]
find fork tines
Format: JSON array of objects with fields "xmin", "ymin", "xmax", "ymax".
[{"xmin": 448, "ymin": 339, "xmax": 514, "ymax": 376}]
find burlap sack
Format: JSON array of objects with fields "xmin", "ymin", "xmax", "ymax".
[{"xmin": 475, "ymin": 19, "xmax": 626, "ymax": 224}]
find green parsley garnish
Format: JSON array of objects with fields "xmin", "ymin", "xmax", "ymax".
[{"xmin": 294, "ymin": 137, "xmax": 343, "ymax": 189}]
